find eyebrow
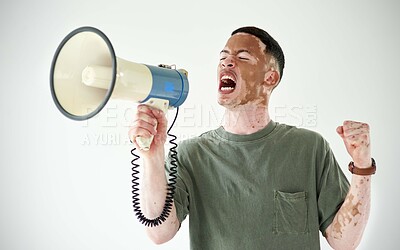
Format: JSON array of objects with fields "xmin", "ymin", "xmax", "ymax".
[{"xmin": 220, "ymin": 49, "xmax": 252, "ymax": 55}]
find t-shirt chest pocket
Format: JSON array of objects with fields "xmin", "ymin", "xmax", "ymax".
[{"xmin": 273, "ymin": 190, "xmax": 309, "ymax": 234}]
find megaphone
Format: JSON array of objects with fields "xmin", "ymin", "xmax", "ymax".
[{"xmin": 50, "ymin": 26, "xmax": 189, "ymax": 150}]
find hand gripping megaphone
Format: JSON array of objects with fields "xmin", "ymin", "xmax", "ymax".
[{"xmin": 50, "ymin": 26, "xmax": 189, "ymax": 150}]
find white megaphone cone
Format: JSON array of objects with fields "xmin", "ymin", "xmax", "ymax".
[{"xmin": 50, "ymin": 26, "xmax": 189, "ymax": 150}]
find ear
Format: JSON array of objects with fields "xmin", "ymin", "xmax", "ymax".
[{"xmin": 263, "ymin": 68, "xmax": 280, "ymax": 88}]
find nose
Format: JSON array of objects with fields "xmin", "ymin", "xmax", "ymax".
[{"xmin": 221, "ymin": 57, "xmax": 235, "ymax": 68}]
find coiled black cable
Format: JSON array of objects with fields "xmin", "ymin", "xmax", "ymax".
[{"xmin": 131, "ymin": 107, "xmax": 179, "ymax": 227}]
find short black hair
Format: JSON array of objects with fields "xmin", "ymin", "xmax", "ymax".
[{"xmin": 232, "ymin": 26, "xmax": 285, "ymax": 81}]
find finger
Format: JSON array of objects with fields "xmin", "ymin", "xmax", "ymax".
[
  {"xmin": 134, "ymin": 111, "xmax": 158, "ymax": 127},
  {"xmin": 343, "ymin": 120, "xmax": 356, "ymax": 128},
  {"xmin": 343, "ymin": 120, "xmax": 369, "ymax": 129},
  {"xmin": 137, "ymin": 104, "xmax": 155, "ymax": 114},
  {"xmin": 345, "ymin": 133, "xmax": 370, "ymax": 147},
  {"xmin": 128, "ymin": 126, "xmax": 152, "ymax": 143},
  {"xmin": 342, "ymin": 121, "xmax": 370, "ymax": 141},
  {"xmin": 138, "ymin": 104, "xmax": 165, "ymax": 119},
  {"xmin": 137, "ymin": 105, "xmax": 168, "ymax": 131},
  {"xmin": 343, "ymin": 127, "xmax": 370, "ymax": 137},
  {"xmin": 132, "ymin": 118, "xmax": 158, "ymax": 135}
]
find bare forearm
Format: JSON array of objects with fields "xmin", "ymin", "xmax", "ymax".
[
  {"xmin": 142, "ymin": 154, "xmax": 168, "ymax": 217},
  {"xmin": 141, "ymin": 153, "xmax": 180, "ymax": 244},
  {"xmin": 129, "ymin": 105, "xmax": 180, "ymax": 243},
  {"xmin": 325, "ymin": 175, "xmax": 371, "ymax": 249}
]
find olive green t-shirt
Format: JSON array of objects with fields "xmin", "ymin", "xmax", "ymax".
[{"xmin": 167, "ymin": 121, "xmax": 349, "ymax": 250}]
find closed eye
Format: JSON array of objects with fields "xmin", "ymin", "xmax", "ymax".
[{"xmin": 237, "ymin": 51, "xmax": 252, "ymax": 61}]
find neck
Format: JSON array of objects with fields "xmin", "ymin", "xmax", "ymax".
[{"xmin": 222, "ymin": 104, "xmax": 271, "ymax": 135}]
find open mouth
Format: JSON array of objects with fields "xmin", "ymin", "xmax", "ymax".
[{"xmin": 219, "ymin": 73, "xmax": 237, "ymax": 94}]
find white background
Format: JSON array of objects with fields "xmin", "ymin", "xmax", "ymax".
[{"xmin": 1, "ymin": 0, "xmax": 399, "ymax": 249}]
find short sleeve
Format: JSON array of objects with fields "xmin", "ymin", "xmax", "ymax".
[{"xmin": 317, "ymin": 144, "xmax": 350, "ymax": 236}]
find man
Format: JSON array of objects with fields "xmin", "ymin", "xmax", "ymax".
[{"xmin": 129, "ymin": 26, "xmax": 374, "ymax": 249}]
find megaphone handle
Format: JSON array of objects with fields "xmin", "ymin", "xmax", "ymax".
[
  {"xmin": 136, "ymin": 98, "xmax": 170, "ymax": 151},
  {"xmin": 136, "ymin": 136, "xmax": 154, "ymax": 151}
]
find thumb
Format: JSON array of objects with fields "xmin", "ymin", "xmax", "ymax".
[
  {"xmin": 336, "ymin": 126, "xmax": 345, "ymax": 139},
  {"xmin": 336, "ymin": 125, "xmax": 351, "ymax": 151}
]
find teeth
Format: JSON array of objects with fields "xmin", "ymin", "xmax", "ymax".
[
  {"xmin": 221, "ymin": 87, "xmax": 235, "ymax": 91},
  {"xmin": 221, "ymin": 75, "xmax": 235, "ymax": 82}
]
